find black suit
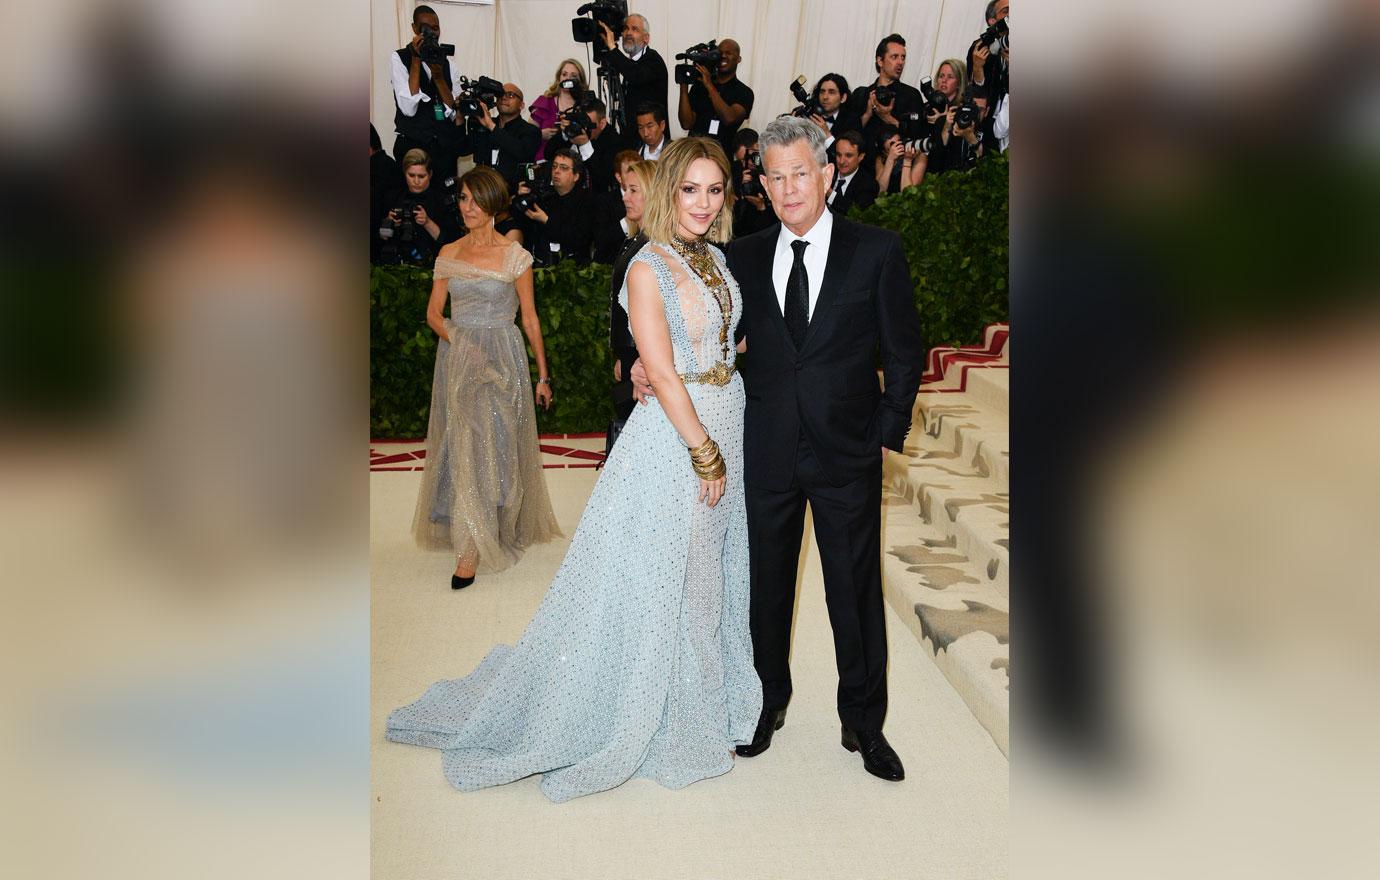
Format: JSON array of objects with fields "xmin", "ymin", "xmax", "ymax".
[
  {"xmin": 594, "ymin": 44, "xmax": 669, "ymax": 131},
  {"xmin": 468, "ymin": 116, "xmax": 541, "ymax": 193},
  {"xmin": 727, "ymin": 214, "xmax": 924, "ymax": 730},
  {"xmin": 828, "ymin": 169, "xmax": 880, "ymax": 217},
  {"xmin": 606, "ymin": 232, "xmax": 648, "ymax": 453}
]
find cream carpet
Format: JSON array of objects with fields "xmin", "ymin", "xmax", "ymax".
[{"xmin": 372, "ymin": 468, "xmax": 1008, "ymax": 879}]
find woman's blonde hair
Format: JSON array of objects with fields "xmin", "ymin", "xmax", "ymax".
[
  {"xmin": 640, "ymin": 137, "xmax": 734, "ymax": 245},
  {"xmin": 543, "ymin": 58, "xmax": 589, "ymax": 98},
  {"xmin": 401, "ymin": 148, "xmax": 432, "ymax": 170},
  {"xmin": 937, "ymin": 58, "xmax": 968, "ymax": 99},
  {"xmin": 621, "ymin": 159, "xmax": 658, "ymax": 237}
]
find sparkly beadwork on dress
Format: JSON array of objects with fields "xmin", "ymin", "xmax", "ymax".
[
  {"xmin": 410, "ymin": 241, "xmax": 561, "ymax": 571},
  {"xmin": 387, "ymin": 242, "xmax": 762, "ymax": 803},
  {"xmin": 671, "ymin": 234, "xmax": 733, "ymax": 362}
]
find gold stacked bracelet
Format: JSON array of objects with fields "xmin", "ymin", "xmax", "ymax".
[{"xmin": 688, "ymin": 435, "xmax": 726, "ymax": 481}]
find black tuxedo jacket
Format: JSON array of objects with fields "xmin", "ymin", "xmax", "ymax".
[
  {"xmin": 727, "ymin": 215, "xmax": 924, "ymax": 490},
  {"xmin": 829, "ymin": 169, "xmax": 880, "ymax": 217}
]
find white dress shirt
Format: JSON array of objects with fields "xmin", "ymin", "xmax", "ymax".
[
  {"xmin": 389, "ymin": 53, "xmax": 459, "ymax": 121},
  {"xmin": 827, "ymin": 169, "xmax": 859, "ymax": 206},
  {"xmin": 772, "ymin": 208, "xmax": 834, "ymax": 319},
  {"xmin": 639, "ymin": 139, "xmax": 666, "ymax": 160}
]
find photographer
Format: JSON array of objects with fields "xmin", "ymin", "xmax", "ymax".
[
  {"xmin": 633, "ymin": 102, "xmax": 671, "ymax": 160},
  {"xmin": 731, "ymin": 128, "xmax": 776, "ymax": 237},
  {"xmin": 853, "ymin": 33, "xmax": 924, "ymax": 156},
  {"xmin": 677, "ymin": 38, "xmax": 754, "ymax": 158},
  {"xmin": 389, "ymin": 5, "xmax": 468, "ymax": 183},
  {"xmin": 551, "ymin": 96, "xmax": 624, "ymax": 194},
  {"xmin": 827, "ymin": 130, "xmax": 879, "ymax": 216},
  {"xmin": 594, "ymin": 13, "xmax": 669, "ymax": 130},
  {"xmin": 531, "ymin": 59, "xmax": 590, "ymax": 161},
  {"xmin": 593, "ymin": 149, "xmax": 641, "ymax": 262},
  {"xmin": 370, "ymin": 124, "xmax": 402, "ymax": 263},
  {"xmin": 874, "ymin": 127, "xmax": 926, "ymax": 195},
  {"xmin": 521, "ymin": 148, "xmax": 593, "ymax": 266},
  {"xmin": 467, "ymin": 82, "xmax": 542, "ymax": 192},
  {"xmin": 804, "ymin": 73, "xmax": 863, "ymax": 154},
  {"xmin": 967, "ymin": 1, "xmax": 1010, "ymax": 109},
  {"xmin": 377, "ymin": 148, "xmax": 462, "ymax": 265}
]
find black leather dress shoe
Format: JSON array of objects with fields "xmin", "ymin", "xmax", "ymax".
[
  {"xmin": 736, "ymin": 707, "xmax": 787, "ymax": 757},
  {"xmin": 841, "ymin": 726, "xmax": 905, "ymax": 781}
]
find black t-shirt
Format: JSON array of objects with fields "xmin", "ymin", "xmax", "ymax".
[{"xmin": 687, "ymin": 76, "xmax": 754, "ymax": 156}]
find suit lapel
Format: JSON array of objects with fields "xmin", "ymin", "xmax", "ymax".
[
  {"xmin": 746, "ymin": 226, "xmax": 792, "ymax": 347},
  {"xmin": 802, "ymin": 217, "xmax": 860, "ymax": 350}
]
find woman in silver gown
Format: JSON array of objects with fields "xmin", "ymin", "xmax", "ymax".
[
  {"xmin": 411, "ymin": 166, "xmax": 561, "ymax": 588},
  {"xmin": 387, "ymin": 138, "xmax": 762, "ymax": 802}
]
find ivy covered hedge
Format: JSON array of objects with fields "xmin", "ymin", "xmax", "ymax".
[
  {"xmin": 370, "ymin": 260, "xmax": 615, "ymax": 438},
  {"xmin": 850, "ymin": 152, "xmax": 1009, "ymax": 350},
  {"xmin": 371, "ymin": 157, "xmax": 1008, "ymax": 438}
]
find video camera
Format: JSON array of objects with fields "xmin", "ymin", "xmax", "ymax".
[
  {"xmin": 788, "ymin": 76, "xmax": 826, "ymax": 119},
  {"xmin": 980, "ymin": 18, "xmax": 1010, "ymax": 54},
  {"xmin": 674, "ymin": 41, "xmax": 722, "ymax": 86},
  {"xmin": 454, "ymin": 75, "xmax": 505, "ymax": 119},
  {"xmin": 557, "ymin": 89, "xmax": 601, "ymax": 139},
  {"xmin": 571, "ymin": 0, "xmax": 628, "ymax": 43},
  {"xmin": 512, "ymin": 163, "xmax": 556, "ymax": 215},
  {"xmin": 416, "ymin": 23, "xmax": 455, "ymax": 67}
]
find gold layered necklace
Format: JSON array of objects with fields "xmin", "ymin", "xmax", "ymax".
[{"xmin": 671, "ymin": 234, "xmax": 732, "ymax": 362}]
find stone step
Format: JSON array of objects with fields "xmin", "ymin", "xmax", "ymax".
[
  {"xmin": 884, "ymin": 464, "xmax": 1010, "ymax": 598},
  {"xmin": 881, "ymin": 493, "xmax": 1010, "ymax": 756},
  {"xmin": 911, "ymin": 395, "xmax": 1009, "ymax": 492},
  {"xmin": 964, "ymin": 367, "xmax": 1009, "ymax": 416}
]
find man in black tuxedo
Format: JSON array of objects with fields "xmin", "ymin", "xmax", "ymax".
[
  {"xmin": 827, "ymin": 130, "xmax": 879, "ymax": 216},
  {"xmin": 805, "ymin": 73, "xmax": 864, "ymax": 158},
  {"xmin": 728, "ymin": 116, "xmax": 923, "ymax": 780}
]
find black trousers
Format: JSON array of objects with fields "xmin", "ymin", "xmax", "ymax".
[{"xmin": 745, "ymin": 436, "xmax": 889, "ymax": 731}]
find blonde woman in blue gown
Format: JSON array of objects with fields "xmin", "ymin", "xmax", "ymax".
[{"xmin": 388, "ymin": 138, "xmax": 762, "ymax": 802}]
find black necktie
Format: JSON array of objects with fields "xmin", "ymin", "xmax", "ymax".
[
  {"xmin": 785, "ymin": 240, "xmax": 810, "ymax": 348},
  {"xmin": 837, "ymin": 177, "xmax": 847, "ymax": 197}
]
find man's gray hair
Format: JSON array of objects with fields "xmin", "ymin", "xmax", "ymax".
[
  {"xmin": 759, "ymin": 115, "xmax": 829, "ymax": 167},
  {"xmin": 628, "ymin": 13, "xmax": 649, "ymax": 33}
]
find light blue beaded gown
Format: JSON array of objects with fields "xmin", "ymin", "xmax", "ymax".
[{"xmin": 387, "ymin": 243, "xmax": 763, "ymax": 803}]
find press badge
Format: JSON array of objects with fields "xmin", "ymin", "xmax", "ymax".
[
  {"xmin": 549, "ymin": 243, "xmax": 561, "ymax": 253},
  {"xmin": 708, "ymin": 119, "xmax": 721, "ymax": 135},
  {"xmin": 492, "ymin": 149, "xmax": 500, "ymax": 164}
]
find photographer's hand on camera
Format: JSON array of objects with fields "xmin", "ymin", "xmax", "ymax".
[
  {"xmin": 475, "ymin": 100, "xmax": 496, "ymax": 131},
  {"xmin": 597, "ymin": 20, "xmax": 616, "ymax": 51},
  {"xmin": 970, "ymin": 42, "xmax": 990, "ymax": 85},
  {"xmin": 808, "ymin": 113, "xmax": 831, "ymax": 137},
  {"xmin": 524, "ymin": 203, "xmax": 549, "ymax": 224}
]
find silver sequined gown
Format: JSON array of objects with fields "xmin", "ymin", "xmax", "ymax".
[
  {"xmin": 387, "ymin": 244, "xmax": 763, "ymax": 803},
  {"xmin": 411, "ymin": 243, "xmax": 561, "ymax": 571}
]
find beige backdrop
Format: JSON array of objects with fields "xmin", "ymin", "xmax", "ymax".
[{"xmin": 371, "ymin": 0, "xmax": 994, "ymax": 150}]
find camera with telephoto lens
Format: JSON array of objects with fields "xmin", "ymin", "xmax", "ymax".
[
  {"xmin": 454, "ymin": 75, "xmax": 505, "ymax": 118},
  {"xmin": 918, "ymin": 76, "xmax": 949, "ymax": 114},
  {"xmin": 558, "ymin": 89, "xmax": 600, "ymax": 139},
  {"xmin": 737, "ymin": 148, "xmax": 765, "ymax": 197},
  {"xmin": 512, "ymin": 163, "xmax": 556, "ymax": 214},
  {"xmin": 953, "ymin": 90, "xmax": 981, "ymax": 131},
  {"xmin": 980, "ymin": 17, "xmax": 1010, "ymax": 53},
  {"xmin": 416, "ymin": 23, "xmax": 455, "ymax": 67},
  {"xmin": 674, "ymin": 41, "xmax": 722, "ymax": 86},
  {"xmin": 379, "ymin": 197, "xmax": 433, "ymax": 265},
  {"xmin": 788, "ymin": 77, "xmax": 827, "ymax": 119},
  {"xmin": 571, "ymin": 0, "xmax": 628, "ymax": 43}
]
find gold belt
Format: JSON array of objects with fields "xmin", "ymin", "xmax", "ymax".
[{"xmin": 679, "ymin": 361, "xmax": 737, "ymax": 386}]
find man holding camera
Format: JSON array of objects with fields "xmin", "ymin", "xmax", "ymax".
[
  {"xmin": 594, "ymin": 14, "xmax": 669, "ymax": 131},
  {"xmin": 551, "ymin": 97, "xmax": 623, "ymax": 195},
  {"xmin": 468, "ymin": 83, "xmax": 542, "ymax": 193},
  {"xmin": 678, "ymin": 38, "xmax": 754, "ymax": 159},
  {"xmin": 967, "ymin": 1, "xmax": 1010, "ymax": 109},
  {"xmin": 853, "ymin": 34, "xmax": 924, "ymax": 157},
  {"xmin": 805, "ymin": 74, "xmax": 863, "ymax": 155},
  {"xmin": 389, "ymin": 5, "xmax": 467, "ymax": 183},
  {"xmin": 521, "ymin": 149, "xmax": 593, "ymax": 267}
]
